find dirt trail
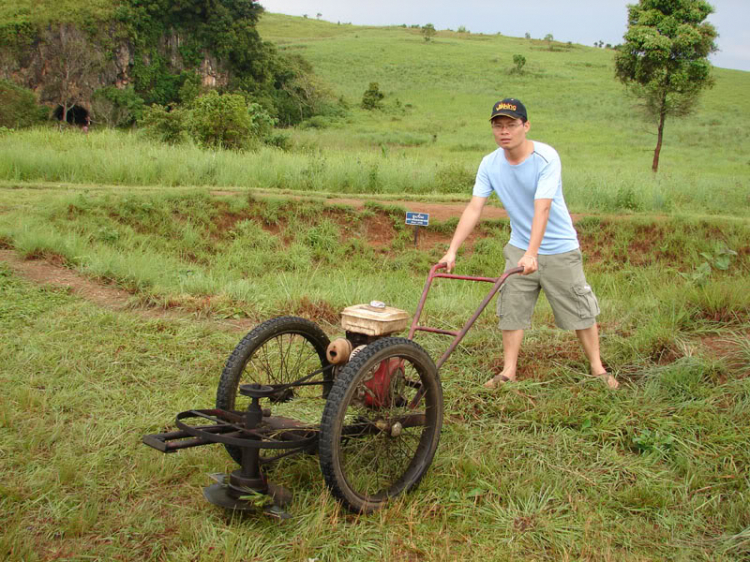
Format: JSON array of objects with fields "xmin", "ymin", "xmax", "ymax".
[{"xmin": 0, "ymin": 249, "xmax": 255, "ymax": 332}]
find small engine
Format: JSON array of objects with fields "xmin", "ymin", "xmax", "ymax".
[{"xmin": 325, "ymin": 301, "xmax": 410, "ymax": 407}]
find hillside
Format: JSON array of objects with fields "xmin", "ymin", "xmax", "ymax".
[{"xmin": 256, "ymin": 13, "xmax": 750, "ymax": 196}]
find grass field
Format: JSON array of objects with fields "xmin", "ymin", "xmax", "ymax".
[
  {"xmin": 1, "ymin": 185, "xmax": 749, "ymax": 561},
  {"xmin": 1, "ymin": 11, "xmax": 750, "ymax": 562}
]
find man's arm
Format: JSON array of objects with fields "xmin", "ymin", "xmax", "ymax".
[
  {"xmin": 519, "ymin": 198, "xmax": 552, "ymax": 274},
  {"xmin": 439, "ymin": 195, "xmax": 487, "ymax": 272}
]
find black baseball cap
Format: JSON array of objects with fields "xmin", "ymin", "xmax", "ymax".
[{"xmin": 489, "ymin": 98, "xmax": 527, "ymax": 122}]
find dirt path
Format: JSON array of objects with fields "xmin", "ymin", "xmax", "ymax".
[{"xmin": 0, "ymin": 249, "xmax": 255, "ymax": 332}]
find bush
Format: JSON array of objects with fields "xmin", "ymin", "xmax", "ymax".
[
  {"xmin": 139, "ymin": 104, "xmax": 190, "ymax": 144},
  {"xmin": 138, "ymin": 91, "xmax": 278, "ymax": 150},
  {"xmin": 0, "ymin": 79, "xmax": 46, "ymax": 128},
  {"xmin": 511, "ymin": 55, "xmax": 526, "ymax": 74},
  {"xmin": 91, "ymin": 86, "xmax": 145, "ymax": 128},
  {"xmin": 178, "ymin": 72, "xmax": 203, "ymax": 105},
  {"xmin": 434, "ymin": 163, "xmax": 474, "ymax": 194},
  {"xmin": 189, "ymin": 91, "xmax": 276, "ymax": 150},
  {"xmin": 421, "ymin": 23, "xmax": 436, "ymax": 42},
  {"xmin": 361, "ymin": 82, "xmax": 384, "ymax": 110}
]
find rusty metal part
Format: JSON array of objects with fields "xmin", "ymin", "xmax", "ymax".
[
  {"xmin": 408, "ymin": 264, "xmax": 525, "ymax": 370},
  {"xmin": 326, "ymin": 338, "xmax": 353, "ymax": 365}
]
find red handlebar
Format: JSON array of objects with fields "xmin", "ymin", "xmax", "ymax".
[{"xmin": 409, "ymin": 264, "xmax": 524, "ymax": 371}]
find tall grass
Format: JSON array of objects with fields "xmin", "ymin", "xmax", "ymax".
[
  {"xmin": 1, "ymin": 127, "xmax": 748, "ymax": 214},
  {"xmin": 1, "ymin": 188, "xmax": 747, "ymax": 349}
]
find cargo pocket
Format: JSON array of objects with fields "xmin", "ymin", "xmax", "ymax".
[
  {"xmin": 574, "ymin": 283, "xmax": 600, "ymax": 318},
  {"xmin": 496, "ymin": 284, "xmax": 506, "ymax": 319}
]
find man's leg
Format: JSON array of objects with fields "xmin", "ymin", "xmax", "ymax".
[
  {"xmin": 575, "ymin": 324, "xmax": 618, "ymax": 389},
  {"xmin": 484, "ymin": 329, "xmax": 524, "ymax": 387}
]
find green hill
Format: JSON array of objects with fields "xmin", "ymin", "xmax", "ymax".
[
  {"xmin": 255, "ymin": 13, "xmax": 750, "ymax": 207},
  {"xmin": 1, "ymin": 11, "xmax": 748, "ymax": 215}
]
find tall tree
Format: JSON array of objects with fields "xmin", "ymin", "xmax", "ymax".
[
  {"xmin": 614, "ymin": 0, "xmax": 717, "ymax": 172},
  {"xmin": 38, "ymin": 25, "xmax": 103, "ymax": 125}
]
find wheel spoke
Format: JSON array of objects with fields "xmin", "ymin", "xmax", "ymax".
[
  {"xmin": 216, "ymin": 317, "xmax": 331, "ymax": 464},
  {"xmin": 339, "ymin": 363, "xmax": 429, "ymax": 496}
]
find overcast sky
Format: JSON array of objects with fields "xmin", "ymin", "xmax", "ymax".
[{"xmin": 258, "ymin": 0, "xmax": 749, "ymax": 72}]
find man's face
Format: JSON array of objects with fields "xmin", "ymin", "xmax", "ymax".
[{"xmin": 491, "ymin": 116, "xmax": 529, "ymax": 150}]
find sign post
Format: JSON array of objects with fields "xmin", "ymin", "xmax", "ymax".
[{"xmin": 405, "ymin": 212, "xmax": 430, "ymax": 248}]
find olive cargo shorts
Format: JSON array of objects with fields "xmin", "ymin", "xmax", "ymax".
[{"xmin": 497, "ymin": 244, "xmax": 600, "ymax": 331}]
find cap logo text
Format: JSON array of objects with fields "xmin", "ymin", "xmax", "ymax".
[{"xmin": 495, "ymin": 103, "xmax": 517, "ymax": 111}]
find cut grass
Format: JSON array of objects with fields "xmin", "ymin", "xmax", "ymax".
[{"xmin": 1, "ymin": 261, "xmax": 749, "ymax": 561}]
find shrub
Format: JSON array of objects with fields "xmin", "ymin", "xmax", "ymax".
[
  {"xmin": 511, "ymin": 54, "xmax": 527, "ymax": 74},
  {"xmin": 421, "ymin": 23, "xmax": 436, "ymax": 42},
  {"xmin": 139, "ymin": 103, "xmax": 190, "ymax": 144},
  {"xmin": 0, "ymin": 79, "xmax": 46, "ymax": 128},
  {"xmin": 434, "ymin": 163, "xmax": 474, "ymax": 194},
  {"xmin": 91, "ymin": 86, "xmax": 145, "ymax": 128},
  {"xmin": 361, "ymin": 82, "xmax": 384, "ymax": 110},
  {"xmin": 188, "ymin": 91, "xmax": 275, "ymax": 150},
  {"xmin": 265, "ymin": 132, "xmax": 292, "ymax": 151},
  {"xmin": 178, "ymin": 72, "xmax": 203, "ymax": 105}
]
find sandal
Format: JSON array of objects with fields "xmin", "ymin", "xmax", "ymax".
[
  {"xmin": 483, "ymin": 374, "xmax": 514, "ymax": 389},
  {"xmin": 592, "ymin": 372, "xmax": 619, "ymax": 390}
]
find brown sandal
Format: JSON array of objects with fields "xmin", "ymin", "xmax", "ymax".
[
  {"xmin": 592, "ymin": 372, "xmax": 619, "ymax": 390},
  {"xmin": 483, "ymin": 374, "xmax": 513, "ymax": 389}
]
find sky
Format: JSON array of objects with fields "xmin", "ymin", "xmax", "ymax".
[{"xmin": 258, "ymin": 0, "xmax": 750, "ymax": 72}]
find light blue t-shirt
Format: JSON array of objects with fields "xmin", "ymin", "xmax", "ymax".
[{"xmin": 473, "ymin": 141, "xmax": 579, "ymax": 255}]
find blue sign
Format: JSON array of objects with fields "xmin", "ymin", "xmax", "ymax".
[{"xmin": 405, "ymin": 212, "xmax": 430, "ymax": 227}]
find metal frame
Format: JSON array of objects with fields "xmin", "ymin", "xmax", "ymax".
[{"xmin": 408, "ymin": 263, "xmax": 524, "ymax": 370}]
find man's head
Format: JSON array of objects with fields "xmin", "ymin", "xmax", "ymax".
[{"xmin": 489, "ymin": 98, "xmax": 530, "ymax": 151}]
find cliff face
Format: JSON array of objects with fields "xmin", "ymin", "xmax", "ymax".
[
  {"xmin": 3, "ymin": 23, "xmax": 228, "ymax": 112},
  {"xmin": 3, "ymin": 4, "xmax": 322, "ymax": 127}
]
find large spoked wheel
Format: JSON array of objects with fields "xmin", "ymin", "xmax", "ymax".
[
  {"xmin": 216, "ymin": 316, "xmax": 332, "ymax": 464},
  {"xmin": 319, "ymin": 337, "xmax": 443, "ymax": 514}
]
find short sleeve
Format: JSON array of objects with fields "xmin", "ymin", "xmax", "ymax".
[
  {"xmin": 534, "ymin": 151, "xmax": 561, "ymax": 200},
  {"xmin": 472, "ymin": 157, "xmax": 493, "ymax": 198}
]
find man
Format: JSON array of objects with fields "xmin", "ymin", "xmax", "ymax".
[{"xmin": 439, "ymin": 98, "xmax": 618, "ymax": 389}]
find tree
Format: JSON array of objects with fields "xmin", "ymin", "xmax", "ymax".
[
  {"xmin": 91, "ymin": 86, "xmax": 145, "ymax": 128},
  {"xmin": 361, "ymin": 82, "xmax": 384, "ymax": 110},
  {"xmin": 614, "ymin": 0, "xmax": 718, "ymax": 172},
  {"xmin": 511, "ymin": 54, "xmax": 527, "ymax": 74},
  {"xmin": 38, "ymin": 24, "xmax": 104, "ymax": 126},
  {"xmin": 421, "ymin": 23, "xmax": 436, "ymax": 42}
]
